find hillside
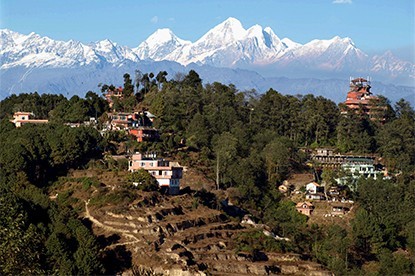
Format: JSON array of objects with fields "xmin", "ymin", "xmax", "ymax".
[{"xmin": 49, "ymin": 169, "xmax": 330, "ymax": 275}]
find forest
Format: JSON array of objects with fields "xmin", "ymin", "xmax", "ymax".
[{"xmin": 0, "ymin": 70, "xmax": 414, "ymax": 275}]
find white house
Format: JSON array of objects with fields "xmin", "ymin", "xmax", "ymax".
[
  {"xmin": 305, "ymin": 193, "xmax": 326, "ymax": 201},
  {"xmin": 306, "ymin": 182, "xmax": 322, "ymax": 194},
  {"xmin": 341, "ymin": 163, "xmax": 381, "ymax": 179},
  {"xmin": 10, "ymin": 112, "xmax": 48, "ymax": 127},
  {"xmin": 335, "ymin": 163, "xmax": 385, "ymax": 191}
]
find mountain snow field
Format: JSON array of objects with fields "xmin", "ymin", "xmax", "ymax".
[{"xmin": 0, "ymin": 17, "xmax": 414, "ymax": 103}]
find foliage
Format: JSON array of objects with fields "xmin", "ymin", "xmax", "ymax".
[
  {"xmin": 0, "ymin": 192, "xmax": 45, "ymax": 274},
  {"xmin": 213, "ymin": 132, "xmax": 238, "ymax": 189},
  {"xmin": 49, "ymin": 92, "xmax": 108, "ymax": 123},
  {"xmin": 234, "ymin": 229, "xmax": 291, "ymax": 256},
  {"xmin": 0, "ymin": 92, "xmax": 67, "ymax": 120},
  {"xmin": 0, "ymin": 109, "xmax": 107, "ymax": 274},
  {"xmin": 313, "ymin": 224, "xmax": 350, "ymax": 275},
  {"xmin": 126, "ymin": 169, "xmax": 159, "ymax": 192},
  {"xmin": 1, "ymin": 70, "xmax": 414, "ymax": 274},
  {"xmin": 89, "ymin": 188, "xmax": 136, "ymax": 207},
  {"xmin": 377, "ymin": 99, "xmax": 415, "ymax": 172}
]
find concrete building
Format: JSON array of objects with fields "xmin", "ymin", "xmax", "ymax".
[
  {"xmin": 296, "ymin": 201, "xmax": 314, "ymax": 216},
  {"xmin": 128, "ymin": 152, "xmax": 183, "ymax": 195},
  {"xmin": 129, "ymin": 128, "xmax": 159, "ymax": 142},
  {"xmin": 341, "ymin": 162, "xmax": 381, "ymax": 180},
  {"xmin": 11, "ymin": 112, "xmax": 49, "ymax": 127},
  {"xmin": 310, "ymin": 147, "xmax": 376, "ymax": 168},
  {"xmin": 109, "ymin": 111, "xmax": 159, "ymax": 142},
  {"xmin": 306, "ymin": 182, "xmax": 322, "ymax": 194}
]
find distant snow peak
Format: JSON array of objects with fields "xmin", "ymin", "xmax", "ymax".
[
  {"xmin": 133, "ymin": 28, "xmax": 190, "ymax": 61},
  {"xmin": 94, "ymin": 39, "xmax": 116, "ymax": 51},
  {"xmin": 145, "ymin": 28, "xmax": 189, "ymax": 46},
  {"xmin": 281, "ymin": 38, "xmax": 302, "ymax": 49},
  {"xmin": 0, "ymin": 17, "xmax": 414, "ymax": 91},
  {"xmin": 217, "ymin": 17, "xmax": 246, "ymax": 38},
  {"xmin": 196, "ymin": 16, "xmax": 246, "ymax": 47}
]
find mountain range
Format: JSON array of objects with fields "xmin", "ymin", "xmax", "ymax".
[{"xmin": 1, "ymin": 17, "xmax": 414, "ymax": 104}]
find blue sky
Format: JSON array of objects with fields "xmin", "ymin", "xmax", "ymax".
[{"xmin": 1, "ymin": 0, "xmax": 414, "ymax": 60}]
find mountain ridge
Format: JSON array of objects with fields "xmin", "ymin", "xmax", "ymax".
[{"xmin": 0, "ymin": 17, "xmax": 414, "ymax": 104}]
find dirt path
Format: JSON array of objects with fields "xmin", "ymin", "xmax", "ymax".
[{"xmin": 84, "ymin": 200, "xmax": 141, "ymax": 248}]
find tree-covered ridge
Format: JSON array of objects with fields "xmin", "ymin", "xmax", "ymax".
[
  {"xmin": 0, "ymin": 91, "xmax": 108, "ymax": 123},
  {"xmin": 0, "ymin": 122, "xmax": 106, "ymax": 274},
  {"xmin": 0, "ymin": 69, "xmax": 414, "ymax": 274}
]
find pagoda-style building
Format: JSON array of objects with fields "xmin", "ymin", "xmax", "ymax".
[{"xmin": 342, "ymin": 77, "xmax": 385, "ymax": 122}]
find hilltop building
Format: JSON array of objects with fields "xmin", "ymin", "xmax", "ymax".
[
  {"xmin": 310, "ymin": 147, "xmax": 376, "ymax": 168},
  {"xmin": 104, "ymin": 86, "xmax": 123, "ymax": 109},
  {"xmin": 128, "ymin": 152, "xmax": 183, "ymax": 195},
  {"xmin": 11, "ymin": 112, "xmax": 49, "ymax": 127},
  {"xmin": 109, "ymin": 111, "xmax": 159, "ymax": 142},
  {"xmin": 342, "ymin": 77, "xmax": 385, "ymax": 122},
  {"xmin": 344, "ymin": 77, "xmax": 376, "ymax": 111},
  {"xmin": 342, "ymin": 78, "xmax": 386, "ymax": 123}
]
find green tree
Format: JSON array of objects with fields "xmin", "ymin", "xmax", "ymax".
[
  {"xmin": 85, "ymin": 91, "xmax": 108, "ymax": 118},
  {"xmin": 377, "ymin": 99, "xmax": 415, "ymax": 172},
  {"xmin": 321, "ymin": 167, "xmax": 338, "ymax": 201},
  {"xmin": 186, "ymin": 112, "xmax": 210, "ymax": 149},
  {"xmin": 140, "ymin": 73, "xmax": 150, "ymax": 94},
  {"xmin": 123, "ymin": 73, "xmax": 134, "ymax": 97},
  {"xmin": 73, "ymin": 224, "xmax": 104, "ymax": 274},
  {"xmin": 0, "ymin": 193, "xmax": 44, "ymax": 274},
  {"xmin": 336, "ymin": 106, "xmax": 376, "ymax": 153},
  {"xmin": 264, "ymin": 199, "xmax": 307, "ymax": 238},
  {"xmin": 263, "ymin": 137, "xmax": 297, "ymax": 185},
  {"xmin": 183, "ymin": 69, "xmax": 202, "ymax": 89},
  {"xmin": 313, "ymin": 225, "xmax": 350, "ymax": 275},
  {"xmin": 156, "ymin": 71, "xmax": 168, "ymax": 89},
  {"xmin": 127, "ymin": 169, "xmax": 159, "ymax": 191},
  {"xmin": 213, "ymin": 132, "xmax": 238, "ymax": 190}
]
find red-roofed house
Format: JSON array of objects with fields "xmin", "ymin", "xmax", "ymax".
[{"xmin": 296, "ymin": 201, "xmax": 314, "ymax": 216}]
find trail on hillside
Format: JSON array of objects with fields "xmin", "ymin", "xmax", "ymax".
[{"xmin": 84, "ymin": 200, "xmax": 141, "ymax": 248}]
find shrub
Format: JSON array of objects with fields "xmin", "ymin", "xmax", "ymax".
[{"xmin": 126, "ymin": 169, "xmax": 159, "ymax": 192}]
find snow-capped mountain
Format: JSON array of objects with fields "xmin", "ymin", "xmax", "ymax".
[
  {"xmin": 371, "ymin": 50, "xmax": 415, "ymax": 81},
  {"xmin": 92, "ymin": 39, "xmax": 139, "ymax": 64},
  {"xmin": 0, "ymin": 17, "xmax": 414, "ymax": 104},
  {"xmin": 0, "ymin": 29, "xmax": 141, "ymax": 69},
  {"xmin": 277, "ymin": 36, "xmax": 368, "ymax": 70},
  {"xmin": 159, "ymin": 17, "xmax": 289, "ymax": 66},
  {"xmin": 133, "ymin": 17, "xmax": 413, "ymax": 81},
  {"xmin": 133, "ymin": 28, "xmax": 191, "ymax": 61}
]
